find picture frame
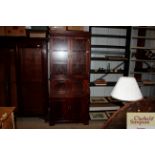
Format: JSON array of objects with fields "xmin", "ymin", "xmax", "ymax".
[
  {"xmin": 89, "ymin": 112, "xmax": 108, "ymax": 120},
  {"xmin": 90, "ymin": 96, "xmax": 109, "ymax": 104}
]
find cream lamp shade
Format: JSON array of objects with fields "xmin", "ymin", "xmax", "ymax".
[{"xmin": 111, "ymin": 77, "xmax": 143, "ymax": 101}]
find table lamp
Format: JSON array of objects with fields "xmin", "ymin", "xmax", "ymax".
[{"xmin": 111, "ymin": 76, "xmax": 143, "ymax": 102}]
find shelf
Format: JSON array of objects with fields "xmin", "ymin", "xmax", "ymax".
[
  {"xmin": 91, "ymin": 34, "xmax": 127, "ymax": 39},
  {"xmin": 132, "ymin": 36, "xmax": 155, "ymax": 40},
  {"xmin": 137, "ymin": 80, "xmax": 155, "ymax": 86},
  {"xmin": 91, "ymin": 57, "xmax": 128, "ymax": 61},
  {"xmin": 91, "ymin": 50, "xmax": 125, "ymax": 55},
  {"xmin": 132, "ymin": 26, "xmax": 155, "ymax": 30},
  {"xmin": 90, "ymin": 69, "xmax": 124, "ymax": 74},
  {"xmin": 139, "ymin": 83, "xmax": 155, "ymax": 87},
  {"xmin": 91, "ymin": 45, "xmax": 126, "ymax": 49},
  {"xmin": 89, "ymin": 103, "xmax": 120, "ymax": 111},
  {"xmin": 130, "ymin": 72, "xmax": 155, "ymax": 75},
  {"xmin": 90, "ymin": 26, "xmax": 128, "ymax": 29},
  {"xmin": 90, "ymin": 82, "xmax": 116, "ymax": 87},
  {"xmin": 131, "ymin": 59, "xmax": 155, "ymax": 62},
  {"xmin": 131, "ymin": 47, "xmax": 155, "ymax": 50}
]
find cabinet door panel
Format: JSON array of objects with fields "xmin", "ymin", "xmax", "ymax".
[
  {"xmin": 0, "ymin": 48, "xmax": 17, "ymax": 107},
  {"xmin": 52, "ymin": 37, "xmax": 68, "ymax": 51},
  {"xmin": 51, "ymin": 99, "xmax": 81, "ymax": 122},
  {"xmin": 67, "ymin": 99, "xmax": 81, "ymax": 121},
  {"xmin": 0, "ymin": 52, "xmax": 7, "ymax": 105},
  {"xmin": 20, "ymin": 48, "xmax": 43, "ymax": 82},
  {"xmin": 71, "ymin": 80, "xmax": 89, "ymax": 97},
  {"xmin": 71, "ymin": 80, "xmax": 84, "ymax": 96},
  {"xmin": 71, "ymin": 38, "xmax": 88, "ymax": 77},
  {"xmin": 72, "ymin": 52, "xmax": 86, "ymax": 75},
  {"xmin": 51, "ymin": 99, "xmax": 66, "ymax": 121},
  {"xmin": 51, "ymin": 37, "xmax": 69, "ymax": 78},
  {"xmin": 21, "ymin": 83, "xmax": 45, "ymax": 114},
  {"xmin": 51, "ymin": 80, "xmax": 71, "ymax": 97},
  {"xmin": 52, "ymin": 64, "xmax": 68, "ymax": 76},
  {"xmin": 10, "ymin": 50, "xmax": 18, "ymax": 108},
  {"xmin": 51, "ymin": 52, "xmax": 68, "ymax": 77},
  {"xmin": 81, "ymin": 97, "xmax": 90, "ymax": 123},
  {"xmin": 19, "ymin": 41, "xmax": 47, "ymax": 115},
  {"xmin": 72, "ymin": 38, "xmax": 86, "ymax": 51},
  {"xmin": 0, "ymin": 84, "xmax": 6, "ymax": 106}
]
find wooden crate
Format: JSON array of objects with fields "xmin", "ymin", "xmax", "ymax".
[
  {"xmin": 0, "ymin": 26, "xmax": 6, "ymax": 36},
  {"xmin": 5, "ymin": 26, "xmax": 26, "ymax": 36},
  {"xmin": 67, "ymin": 26, "xmax": 84, "ymax": 31}
]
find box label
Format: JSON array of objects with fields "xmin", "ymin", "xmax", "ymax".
[{"xmin": 127, "ymin": 112, "xmax": 155, "ymax": 129}]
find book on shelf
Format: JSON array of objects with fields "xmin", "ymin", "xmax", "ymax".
[
  {"xmin": 95, "ymin": 79, "xmax": 107, "ymax": 85},
  {"xmin": 95, "ymin": 83, "xmax": 107, "ymax": 86},
  {"xmin": 142, "ymin": 80, "xmax": 155, "ymax": 85},
  {"xmin": 106, "ymin": 56, "xmax": 127, "ymax": 60}
]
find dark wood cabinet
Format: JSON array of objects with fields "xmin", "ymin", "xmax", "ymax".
[
  {"xmin": 0, "ymin": 37, "xmax": 48, "ymax": 116},
  {"xmin": 49, "ymin": 31, "xmax": 90, "ymax": 124}
]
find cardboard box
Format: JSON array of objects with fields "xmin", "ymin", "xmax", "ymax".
[
  {"xmin": 29, "ymin": 32, "xmax": 46, "ymax": 38},
  {"xmin": 5, "ymin": 26, "xmax": 26, "ymax": 36},
  {"xmin": 50, "ymin": 26, "xmax": 66, "ymax": 31},
  {"xmin": 0, "ymin": 26, "xmax": 6, "ymax": 36},
  {"xmin": 67, "ymin": 26, "xmax": 84, "ymax": 31}
]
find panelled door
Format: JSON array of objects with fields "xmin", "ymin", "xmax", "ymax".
[{"xmin": 18, "ymin": 39, "xmax": 47, "ymax": 115}]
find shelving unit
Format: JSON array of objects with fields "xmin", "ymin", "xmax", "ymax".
[
  {"xmin": 89, "ymin": 26, "xmax": 131, "ymax": 119},
  {"xmin": 129, "ymin": 26, "xmax": 155, "ymax": 97}
]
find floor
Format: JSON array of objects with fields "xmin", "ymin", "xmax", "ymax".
[{"xmin": 16, "ymin": 117, "xmax": 105, "ymax": 129}]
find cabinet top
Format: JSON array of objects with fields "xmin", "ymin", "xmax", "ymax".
[{"xmin": 50, "ymin": 30, "xmax": 90, "ymax": 37}]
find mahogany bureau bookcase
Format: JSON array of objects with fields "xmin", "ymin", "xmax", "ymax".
[{"xmin": 49, "ymin": 30, "xmax": 90, "ymax": 125}]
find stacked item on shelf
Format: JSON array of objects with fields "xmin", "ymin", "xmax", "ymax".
[
  {"xmin": 95, "ymin": 79, "xmax": 107, "ymax": 85},
  {"xmin": 142, "ymin": 80, "xmax": 155, "ymax": 85},
  {"xmin": 89, "ymin": 96, "xmax": 122, "ymax": 120}
]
